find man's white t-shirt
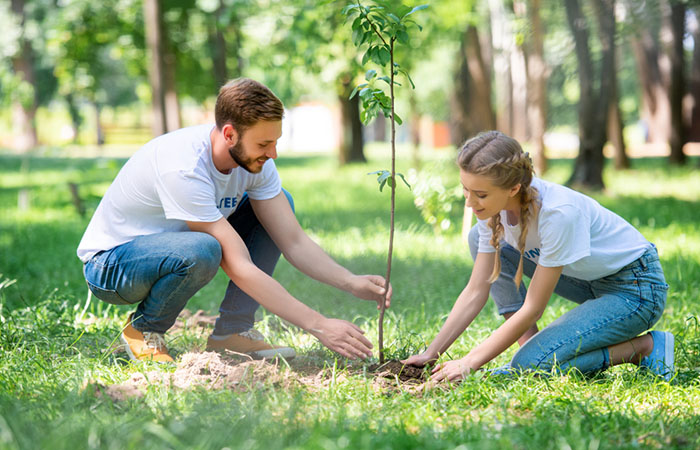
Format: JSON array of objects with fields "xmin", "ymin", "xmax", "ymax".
[
  {"xmin": 476, "ymin": 177, "xmax": 650, "ymax": 281},
  {"xmin": 77, "ymin": 124, "xmax": 282, "ymax": 262}
]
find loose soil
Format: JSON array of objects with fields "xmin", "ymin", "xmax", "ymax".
[
  {"xmin": 370, "ymin": 360, "xmax": 427, "ymax": 383},
  {"xmin": 90, "ymin": 309, "xmax": 430, "ymax": 401}
]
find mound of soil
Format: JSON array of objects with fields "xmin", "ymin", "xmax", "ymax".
[{"xmin": 370, "ymin": 360, "xmax": 427, "ymax": 383}]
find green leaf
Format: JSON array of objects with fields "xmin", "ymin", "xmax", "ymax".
[
  {"xmin": 361, "ymin": 46, "xmax": 373, "ymax": 65},
  {"xmin": 393, "ymin": 113, "xmax": 403, "ymax": 125},
  {"xmin": 387, "ymin": 13, "xmax": 400, "ymax": 23},
  {"xmin": 349, "ymin": 83, "xmax": 367, "ymax": 100},
  {"xmin": 351, "ymin": 16, "xmax": 362, "ymax": 31},
  {"xmin": 397, "ymin": 29, "xmax": 409, "ymax": 45},
  {"xmin": 378, "ymin": 47, "xmax": 391, "ymax": 66},
  {"xmin": 396, "ymin": 172, "xmax": 412, "ymax": 190},
  {"xmin": 377, "ymin": 170, "xmax": 391, "ymax": 184},
  {"xmin": 379, "ymin": 179, "xmax": 387, "ymax": 192},
  {"xmin": 365, "ymin": 69, "xmax": 377, "ymax": 81},
  {"xmin": 402, "ymin": 4, "xmax": 428, "ymax": 19}
]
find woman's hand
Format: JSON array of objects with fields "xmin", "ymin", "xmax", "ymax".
[
  {"xmin": 401, "ymin": 351, "xmax": 438, "ymax": 368},
  {"xmin": 431, "ymin": 357, "xmax": 477, "ymax": 382}
]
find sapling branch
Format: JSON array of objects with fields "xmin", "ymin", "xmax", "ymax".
[{"xmin": 344, "ymin": 0, "xmax": 425, "ymax": 365}]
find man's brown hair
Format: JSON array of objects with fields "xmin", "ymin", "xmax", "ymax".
[{"xmin": 215, "ymin": 78, "xmax": 284, "ymax": 133}]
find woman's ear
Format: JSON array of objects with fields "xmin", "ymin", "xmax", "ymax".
[{"xmin": 509, "ymin": 183, "xmax": 522, "ymax": 198}]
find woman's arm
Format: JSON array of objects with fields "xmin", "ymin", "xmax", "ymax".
[
  {"xmin": 432, "ymin": 264, "xmax": 563, "ymax": 382},
  {"xmin": 402, "ymin": 251, "xmax": 496, "ymax": 366}
]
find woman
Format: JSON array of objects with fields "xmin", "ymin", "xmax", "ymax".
[{"xmin": 404, "ymin": 131, "xmax": 673, "ymax": 382}]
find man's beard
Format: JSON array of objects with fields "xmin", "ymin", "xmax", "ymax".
[{"xmin": 228, "ymin": 139, "xmax": 265, "ymax": 173}]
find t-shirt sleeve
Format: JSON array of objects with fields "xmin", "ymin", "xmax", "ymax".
[
  {"xmin": 537, "ymin": 204, "xmax": 591, "ymax": 267},
  {"xmin": 476, "ymin": 218, "xmax": 497, "ymax": 253},
  {"xmin": 245, "ymin": 160, "xmax": 282, "ymax": 200},
  {"xmin": 155, "ymin": 169, "xmax": 223, "ymax": 223}
]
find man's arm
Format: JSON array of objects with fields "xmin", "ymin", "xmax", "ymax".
[
  {"xmin": 250, "ymin": 192, "xmax": 391, "ymax": 309},
  {"xmin": 186, "ymin": 217, "xmax": 374, "ymax": 359}
]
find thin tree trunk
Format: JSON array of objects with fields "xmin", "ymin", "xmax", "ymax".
[
  {"xmin": 163, "ymin": 28, "xmax": 181, "ymax": 132},
  {"xmin": 489, "ymin": 0, "xmax": 513, "ymax": 136},
  {"xmin": 608, "ymin": 27, "xmax": 629, "ymax": 169},
  {"xmin": 409, "ymin": 94, "xmax": 421, "ymax": 169},
  {"xmin": 10, "ymin": 0, "xmax": 38, "ymax": 151},
  {"xmin": 144, "ymin": 0, "xmax": 168, "ymax": 137},
  {"xmin": 65, "ymin": 93, "xmax": 82, "ymax": 143},
  {"xmin": 689, "ymin": 7, "xmax": 700, "ymax": 142},
  {"xmin": 565, "ymin": 0, "xmax": 615, "ymax": 190},
  {"xmin": 525, "ymin": 0, "xmax": 548, "ymax": 174},
  {"xmin": 666, "ymin": 0, "xmax": 687, "ymax": 164},
  {"xmin": 210, "ymin": 1, "xmax": 228, "ymax": 89},
  {"xmin": 626, "ymin": 0, "xmax": 672, "ymax": 145},
  {"xmin": 338, "ymin": 74, "xmax": 365, "ymax": 164},
  {"xmin": 94, "ymin": 101, "xmax": 105, "ymax": 146},
  {"xmin": 449, "ymin": 25, "xmax": 496, "ymax": 146}
]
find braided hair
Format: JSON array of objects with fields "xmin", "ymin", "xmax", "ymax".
[{"xmin": 457, "ymin": 131, "xmax": 539, "ymax": 286}]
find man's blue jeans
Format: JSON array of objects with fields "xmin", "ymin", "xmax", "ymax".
[
  {"xmin": 83, "ymin": 190, "xmax": 294, "ymax": 334},
  {"xmin": 468, "ymin": 225, "xmax": 669, "ymax": 374}
]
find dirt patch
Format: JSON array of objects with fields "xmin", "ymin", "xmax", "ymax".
[
  {"xmin": 88, "ymin": 351, "xmax": 293, "ymax": 401},
  {"xmin": 370, "ymin": 360, "xmax": 428, "ymax": 383}
]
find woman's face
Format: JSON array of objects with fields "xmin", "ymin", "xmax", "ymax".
[{"xmin": 460, "ymin": 170, "xmax": 521, "ymax": 220}]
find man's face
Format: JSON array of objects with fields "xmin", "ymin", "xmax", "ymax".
[{"xmin": 228, "ymin": 120, "xmax": 282, "ymax": 173}]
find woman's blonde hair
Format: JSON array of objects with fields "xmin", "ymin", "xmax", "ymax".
[{"xmin": 457, "ymin": 131, "xmax": 539, "ymax": 286}]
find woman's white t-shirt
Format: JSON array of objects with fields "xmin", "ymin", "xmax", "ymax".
[
  {"xmin": 77, "ymin": 124, "xmax": 282, "ymax": 262},
  {"xmin": 476, "ymin": 177, "xmax": 650, "ymax": 281}
]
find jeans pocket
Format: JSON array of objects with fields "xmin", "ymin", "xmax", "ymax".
[
  {"xmin": 646, "ymin": 283, "xmax": 668, "ymax": 329},
  {"xmin": 87, "ymin": 282, "xmax": 132, "ymax": 305}
]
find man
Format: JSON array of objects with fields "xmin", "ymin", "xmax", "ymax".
[{"xmin": 77, "ymin": 78, "xmax": 391, "ymax": 363}]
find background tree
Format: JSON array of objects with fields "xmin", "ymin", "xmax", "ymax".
[{"xmin": 564, "ymin": 0, "xmax": 616, "ymax": 190}]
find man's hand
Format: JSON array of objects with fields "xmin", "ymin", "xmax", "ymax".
[
  {"xmin": 347, "ymin": 274, "xmax": 392, "ymax": 310},
  {"xmin": 431, "ymin": 357, "xmax": 476, "ymax": 382},
  {"xmin": 309, "ymin": 318, "xmax": 373, "ymax": 360},
  {"xmin": 401, "ymin": 351, "xmax": 438, "ymax": 368}
]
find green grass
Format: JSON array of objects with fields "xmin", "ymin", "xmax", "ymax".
[{"xmin": 1, "ymin": 147, "xmax": 699, "ymax": 449}]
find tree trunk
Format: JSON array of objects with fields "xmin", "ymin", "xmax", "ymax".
[
  {"xmin": 10, "ymin": 0, "xmax": 38, "ymax": 151},
  {"xmin": 449, "ymin": 25, "xmax": 496, "ymax": 146},
  {"xmin": 93, "ymin": 101, "xmax": 105, "ymax": 146},
  {"xmin": 524, "ymin": 0, "xmax": 548, "ymax": 175},
  {"xmin": 689, "ymin": 7, "xmax": 700, "ymax": 142},
  {"xmin": 607, "ymin": 25, "xmax": 629, "ymax": 169},
  {"xmin": 489, "ymin": 0, "xmax": 513, "ymax": 136},
  {"xmin": 144, "ymin": 0, "xmax": 168, "ymax": 137},
  {"xmin": 565, "ymin": 0, "xmax": 615, "ymax": 190},
  {"xmin": 627, "ymin": 0, "xmax": 671, "ymax": 145},
  {"xmin": 373, "ymin": 113, "xmax": 386, "ymax": 142},
  {"xmin": 338, "ymin": 75, "xmax": 365, "ymax": 164},
  {"xmin": 666, "ymin": 0, "xmax": 687, "ymax": 164},
  {"xmin": 163, "ymin": 44, "xmax": 181, "ymax": 132},
  {"xmin": 65, "ymin": 93, "xmax": 82, "ymax": 143},
  {"xmin": 409, "ymin": 94, "xmax": 421, "ymax": 169},
  {"xmin": 608, "ymin": 93, "xmax": 630, "ymax": 169},
  {"xmin": 210, "ymin": 1, "xmax": 228, "ymax": 89}
]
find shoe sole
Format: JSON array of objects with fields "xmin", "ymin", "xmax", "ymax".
[
  {"xmin": 121, "ymin": 333, "xmax": 138, "ymax": 361},
  {"xmin": 662, "ymin": 332, "xmax": 675, "ymax": 381},
  {"xmin": 121, "ymin": 333, "xmax": 173, "ymax": 363},
  {"xmin": 251, "ymin": 348, "xmax": 296, "ymax": 360}
]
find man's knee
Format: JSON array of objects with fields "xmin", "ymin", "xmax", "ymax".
[
  {"xmin": 282, "ymin": 188, "xmax": 295, "ymax": 213},
  {"xmin": 181, "ymin": 233, "xmax": 222, "ymax": 281}
]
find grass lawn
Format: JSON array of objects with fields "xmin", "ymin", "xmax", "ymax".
[{"xmin": 0, "ymin": 146, "xmax": 699, "ymax": 449}]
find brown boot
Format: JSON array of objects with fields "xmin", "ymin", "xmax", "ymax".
[
  {"xmin": 121, "ymin": 314, "xmax": 174, "ymax": 363},
  {"xmin": 206, "ymin": 329, "xmax": 295, "ymax": 360}
]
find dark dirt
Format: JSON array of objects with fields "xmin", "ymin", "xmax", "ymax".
[{"xmin": 370, "ymin": 360, "xmax": 428, "ymax": 383}]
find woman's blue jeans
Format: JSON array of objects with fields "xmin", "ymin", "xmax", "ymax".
[
  {"xmin": 83, "ymin": 190, "xmax": 294, "ymax": 334},
  {"xmin": 468, "ymin": 225, "xmax": 669, "ymax": 374}
]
